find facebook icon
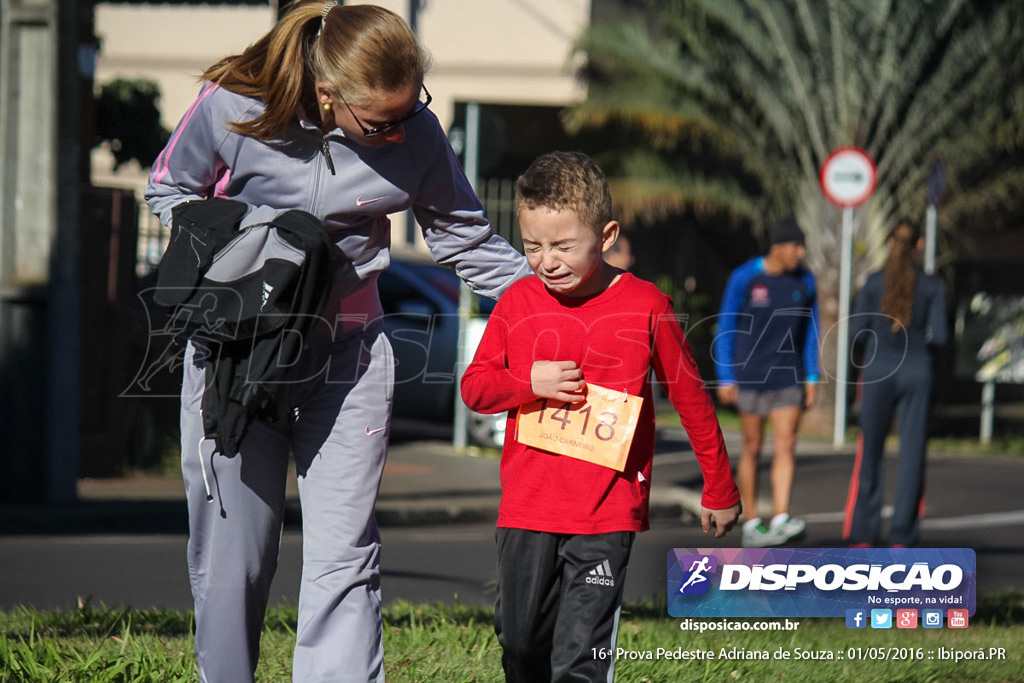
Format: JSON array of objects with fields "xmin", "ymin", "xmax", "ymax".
[{"xmin": 845, "ymin": 609, "xmax": 867, "ymax": 629}]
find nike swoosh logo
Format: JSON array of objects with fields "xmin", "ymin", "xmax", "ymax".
[
  {"xmin": 356, "ymin": 196, "xmax": 386, "ymax": 207},
  {"xmin": 365, "ymin": 426, "xmax": 386, "ymax": 436}
]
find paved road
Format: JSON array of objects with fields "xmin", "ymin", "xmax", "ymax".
[
  {"xmin": 2, "ymin": 435, "xmax": 1021, "ymax": 612},
  {"xmin": 2, "ymin": 514, "xmax": 1021, "ymax": 613}
]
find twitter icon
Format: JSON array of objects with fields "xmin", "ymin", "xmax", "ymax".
[{"xmin": 870, "ymin": 609, "xmax": 892, "ymax": 629}]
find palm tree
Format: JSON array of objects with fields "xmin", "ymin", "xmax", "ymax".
[{"xmin": 568, "ymin": 0, "xmax": 1024, "ymax": 429}]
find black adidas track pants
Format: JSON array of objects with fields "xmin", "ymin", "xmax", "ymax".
[{"xmin": 495, "ymin": 527, "xmax": 634, "ymax": 682}]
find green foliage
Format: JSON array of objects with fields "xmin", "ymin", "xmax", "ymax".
[
  {"xmin": 383, "ymin": 600, "xmax": 501, "ymax": 682},
  {"xmin": 94, "ymin": 78, "xmax": 171, "ymax": 171},
  {"xmin": 570, "ymin": 0, "xmax": 1024, "ymax": 280},
  {"xmin": 656, "ymin": 273, "xmax": 712, "ymax": 353},
  {"xmin": 0, "ymin": 598, "xmax": 196, "ymax": 681}
]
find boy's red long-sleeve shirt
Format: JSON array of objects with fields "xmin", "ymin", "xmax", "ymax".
[{"xmin": 460, "ymin": 273, "xmax": 739, "ymax": 534}]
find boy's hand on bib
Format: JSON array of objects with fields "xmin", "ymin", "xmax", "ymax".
[{"xmin": 531, "ymin": 360, "xmax": 587, "ymax": 403}]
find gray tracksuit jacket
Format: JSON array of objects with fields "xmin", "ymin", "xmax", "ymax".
[{"xmin": 146, "ymin": 82, "xmax": 530, "ymax": 335}]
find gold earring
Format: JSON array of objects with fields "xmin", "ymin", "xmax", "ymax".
[{"xmin": 322, "ymin": 101, "xmax": 332, "ymax": 112}]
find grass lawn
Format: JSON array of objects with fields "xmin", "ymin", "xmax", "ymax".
[{"xmin": 2, "ymin": 591, "xmax": 1022, "ymax": 682}]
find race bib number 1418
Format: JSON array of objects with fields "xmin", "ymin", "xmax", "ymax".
[{"xmin": 515, "ymin": 384, "xmax": 644, "ymax": 472}]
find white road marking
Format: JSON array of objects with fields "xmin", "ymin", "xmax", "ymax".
[
  {"xmin": 801, "ymin": 508, "xmax": 1024, "ymax": 530},
  {"xmin": 921, "ymin": 509, "xmax": 1024, "ymax": 530}
]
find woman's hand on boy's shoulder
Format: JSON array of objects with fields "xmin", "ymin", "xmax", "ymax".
[
  {"xmin": 701, "ymin": 504, "xmax": 741, "ymax": 539},
  {"xmin": 530, "ymin": 360, "xmax": 587, "ymax": 403}
]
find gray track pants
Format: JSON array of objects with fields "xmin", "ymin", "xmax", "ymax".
[{"xmin": 180, "ymin": 324, "xmax": 393, "ymax": 682}]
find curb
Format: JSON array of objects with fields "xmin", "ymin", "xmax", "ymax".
[{"xmin": 0, "ymin": 485, "xmax": 707, "ymax": 535}]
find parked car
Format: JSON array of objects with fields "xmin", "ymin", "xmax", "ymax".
[{"xmin": 378, "ymin": 250, "xmax": 506, "ymax": 448}]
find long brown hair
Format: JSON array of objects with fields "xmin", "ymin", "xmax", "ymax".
[
  {"xmin": 880, "ymin": 220, "xmax": 921, "ymax": 332},
  {"xmin": 202, "ymin": 2, "xmax": 430, "ymax": 141}
]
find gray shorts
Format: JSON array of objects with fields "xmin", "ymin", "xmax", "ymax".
[{"xmin": 736, "ymin": 385, "xmax": 804, "ymax": 417}]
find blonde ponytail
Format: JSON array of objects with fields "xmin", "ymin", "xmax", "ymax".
[{"xmin": 202, "ymin": 1, "xmax": 429, "ymax": 141}]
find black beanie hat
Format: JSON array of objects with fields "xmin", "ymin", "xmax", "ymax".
[{"xmin": 769, "ymin": 217, "xmax": 805, "ymax": 246}]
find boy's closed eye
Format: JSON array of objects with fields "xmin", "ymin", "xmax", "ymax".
[{"xmin": 523, "ymin": 240, "xmax": 577, "ymax": 252}]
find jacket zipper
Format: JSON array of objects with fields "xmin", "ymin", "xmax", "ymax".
[{"xmin": 321, "ymin": 138, "xmax": 336, "ymax": 175}]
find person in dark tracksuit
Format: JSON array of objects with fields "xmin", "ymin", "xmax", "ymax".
[{"xmin": 844, "ymin": 220, "xmax": 948, "ymax": 548}]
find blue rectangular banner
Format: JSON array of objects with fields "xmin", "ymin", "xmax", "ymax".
[{"xmin": 667, "ymin": 548, "xmax": 976, "ymax": 618}]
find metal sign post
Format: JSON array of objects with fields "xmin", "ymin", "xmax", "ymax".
[
  {"xmin": 925, "ymin": 160, "xmax": 946, "ymax": 276},
  {"xmin": 452, "ymin": 102, "xmax": 480, "ymax": 451},
  {"xmin": 835, "ymin": 205, "xmax": 855, "ymax": 446},
  {"xmin": 819, "ymin": 147, "xmax": 877, "ymax": 447}
]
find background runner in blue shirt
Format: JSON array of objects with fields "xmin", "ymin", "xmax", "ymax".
[{"xmin": 713, "ymin": 217, "xmax": 820, "ymax": 547}]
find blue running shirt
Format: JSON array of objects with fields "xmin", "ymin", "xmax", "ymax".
[{"xmin": 713, "ymin": 257, "xmax": 820, "ymax": 390}]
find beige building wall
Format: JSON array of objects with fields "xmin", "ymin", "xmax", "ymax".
[
  {"xmin": 415, "ymin": 0, "xmax": 589, "ymax": 125},
  {"xmin": 94, "ymin": 4, "xmax": 276, "ymax": 126},
  {"xmin": 91, "ymin": 4, "xmax": 276, "ymax": 189},
  {"xmin": 92, "ymin": 0, "xmax": 590, "ymax": 246}
]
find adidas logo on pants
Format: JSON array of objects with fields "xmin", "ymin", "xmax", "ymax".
[{"xmin": 586, "ymin": 559, "xmax": 616, "ymax": 587}]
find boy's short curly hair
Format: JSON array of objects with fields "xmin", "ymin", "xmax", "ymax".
[{"xmin": 515, "ymin": 151, "xmax": 612, "ymax": 234}]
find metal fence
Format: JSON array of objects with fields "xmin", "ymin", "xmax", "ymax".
[
  {"xmin": 135, "ymin": 192, "xmax": 168, "ymax": 277},
  {"xmin": 477, "ymin": 177, "xmax": 520, "ymax": 247}
]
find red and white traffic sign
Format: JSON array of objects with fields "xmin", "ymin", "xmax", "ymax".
[{"xmin": 819, "ymin": 147, "xmax": 877, "ymax": 207}]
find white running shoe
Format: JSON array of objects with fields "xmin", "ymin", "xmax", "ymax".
[
  {"xmin": 768, "ymin": 513, "xmax": 806, "ymax": 543},
  {"xmin": 742, "ymin": 515, "xmax": 806, "ymax": 547},
  {"xmin": 741, "ymin": 519, "xmax": 777, "ymax": 547}
]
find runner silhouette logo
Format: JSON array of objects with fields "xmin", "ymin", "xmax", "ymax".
[{"xmin": 677, "ymin": 555, "xmax": 717, "ymax": 595}]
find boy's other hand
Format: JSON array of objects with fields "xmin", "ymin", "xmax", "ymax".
[
  {"xmin": 531, "ymin": 360, "xmax": 586, "ymax": 403},
  {"xmin": 716, "ymin": 384, "xmax": 738, "ymax": 405},
  {"xmin": 701, "ymin": 504, "xmax": 741, "ymax": 538}
]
